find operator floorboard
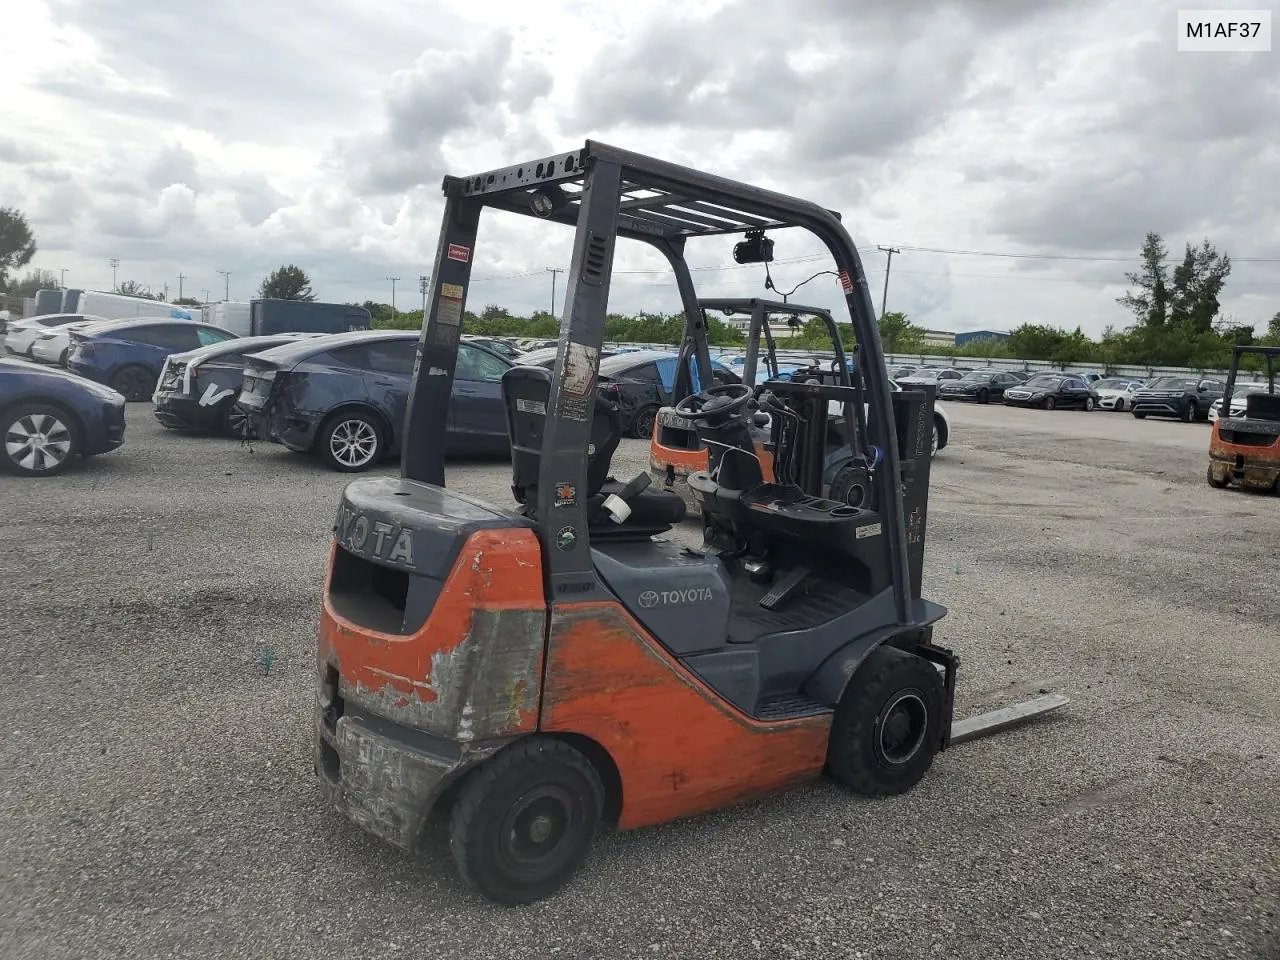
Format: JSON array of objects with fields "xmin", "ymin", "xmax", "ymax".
[{"xmin": 726, "ymin": 573, "xmax": 868, "ymax": 646}]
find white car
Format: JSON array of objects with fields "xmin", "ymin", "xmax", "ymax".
[
  {"xmin": 1209, "ymin": 383, "xmax": 1270, "ymax": 421},
  {"xmin": 30, "ymin": 320, "xmax": 108, "ymax": 366},
  {"xmin": 5, "ymin": 313, "xmax": 106, "ymax": 359},
  {"xmin": 1093, "ymin": 377, "xmax": 1146, "ymax": 412}
]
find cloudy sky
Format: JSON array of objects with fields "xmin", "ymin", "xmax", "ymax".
[{"xmin": 3, "ymin": 0, "xmax": 1277, "ymax": 337}]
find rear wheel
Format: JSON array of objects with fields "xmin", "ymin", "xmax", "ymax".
[
  {"xmin": 1181, "ymin": 399, "xmax": 1195, "ymax": 423},
  {"xmin": 1044, "ymin": 396, "xmax": 1056, "ymax": 411},
  {"xmin": 631, "ymin": 404, "xmax": 658, "ymax": 440},
  {"xmin": 317, "ymin": 409, "xmax": 384, "ymax": 472},
  {"xmin": 976, "ymin": 388, "xmax": 989, "ymax": 404},
  {"xmin": 1084, "ymin": 396, "xmax": 1096, "ymax": 411},
  {"xmin": 1133, "ymin": 411, "xmax": 1146, "ymax": 419},
  {"xmin": 110, "ymin": 364, "xmax": 155, "ymax": 402},
  {"xmin": 217, "ymin": 397, "xmax": 250, "ymax": 438},
  {"xmin": 826, "ymin": 645, "xmax": 943, "ymax": 796},
  {"xmin": 449, "ymin": 737, "xmax": 603, "ymax": 906},
  {"xmin": 1, "ymin": 404, "xmax": 81, "ymax": 476}
]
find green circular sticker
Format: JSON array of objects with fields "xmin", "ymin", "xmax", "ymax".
[{"xmin": 556, "ymin": 526, "xmax": 577, "ymax": 551}]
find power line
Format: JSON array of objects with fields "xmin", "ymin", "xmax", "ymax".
[{"xmin": 890, "ymin": 244, "xmax": 1280, "ymax": 264}]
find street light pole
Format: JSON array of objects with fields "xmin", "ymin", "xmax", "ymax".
[
  {"xmin": 387, "ymin": 277, "xmax": 399, "ymax": 314},
  {"xmin": 546, "ymin": 267, "xmax": 563, "ymax": 317},
  {"xmin": 218, "ymin": 271, "xmax": 230, "ymax": 300},
  {"xmin": 877, "ymin": 246, "xmax": 900, "ymax": 318},
  {"xmin": 59, "ymin": 268, "xmax": 67, "ymax": 288},
  {"xmin": 109, "ymin": 259, "xmax": 120, "ymax": 291},
  {"xmin": 419, "ymin": 275, "xmax": 429, "ymax": 319}
]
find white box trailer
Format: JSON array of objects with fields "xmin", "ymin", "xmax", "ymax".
[
  {"xmin": 61, "ymin": 290, "xmax": 198, "ymax": 322},
  {"xmin": 207, "ymin": 301, "xmax": 252, "ymax": 336}
]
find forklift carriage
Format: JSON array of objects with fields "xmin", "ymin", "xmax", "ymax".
[
  {"xmin": 313, "ymin": 141, "xmax": 1062, "ymax": 905},
  {"xmin": 1207, "ymin": 345, "xmax": 1280, "ymax": 492}
]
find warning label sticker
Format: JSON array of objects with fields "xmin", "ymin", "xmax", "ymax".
[
  {"xmin": 838, "ymin": 270, "xmax": 854, "ymax": 294},
  {"xmin": 447, "ymin": 244, "xmax": 470, "ymax": 263},
  {"xmin": 440, "ymin": 282, "xmax": 464, "ymax": 299},
  {"xmin": 561, "ymin": 341, "xmax": 598, "ymax": 396},
  {"xmin": 437, "ymin": 297, "xmax": 463, "ymax": 327}
]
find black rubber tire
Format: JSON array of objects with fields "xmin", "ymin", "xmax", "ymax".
[
  {"xmin": 1, "ymin": 403, "xmax": 82, "ymax": 477},
  {"xmin": 1044, "ymin": 396, "xmax": 1056, "ymax": 411},
  {"xmin": 110, "ymin": 364, "xmax": 156, "ymax": 402},
  {"xmin": 449, "ymin": 737, "xmax": 604, "ymax": 906},
  {"xmin": 1133, "ymin": 411, "xmax": 1146, "ymax": 419},
  {"xmin": 631, "ymin": 405, "xmax": 659, "ymax": 440},
  {"xmin": 976, "ymin": 389, "xmax": 989, "ymax": 405},
  {"xmin": 1207, "ymin": 465, "xmax": 1229, "ymax": 489},
  {"xmin": 1181, "ymin": 399, "xmax": 1195, "ymax": 423},
  {"xmin": 828, "ymin": 462, "xmax": 875, "ymax": 509},
  {"xmin": 932, "ymin": 416, "xmax": 946, "ymax": 456},
  {"xmin": 1084, "ymin": 397, "xmax": 1095, "ymax": 411},
  {"xmin": 58, "ymin": 348, "xmax": 69, "ymax": 367},
  {"xmin": 826, "ymin": 644, "xmax": 943, "ymax": 797},
  {"xmin": 1114, "ymin": 398, "xmax": 1125, "ymax": 412},
  {"xmin": 217, "ymin": 396, "xmax": 250, "ymax": 438},
  {"xmin": 316, "ymin": 409, "xmax": 384, "ymax": 472}
]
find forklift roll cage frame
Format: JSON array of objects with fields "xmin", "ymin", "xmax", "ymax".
[{"xmin": 401, "ymin": 140, "xmax": 916, "ymax": 625}]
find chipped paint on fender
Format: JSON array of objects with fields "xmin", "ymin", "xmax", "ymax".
[{"xmin": 319, "ymin": 528, "xmax": 546, "ymax": 740}]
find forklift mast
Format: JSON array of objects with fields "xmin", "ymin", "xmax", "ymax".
[{"xmin": 399, "ymin": 140, "xmax": 922, "ymax": 624}]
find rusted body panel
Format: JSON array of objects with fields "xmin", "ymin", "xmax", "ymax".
[
  {"xmin": 315, "ymin": 529, "xmax": 545, "ymax": 849},
  {"xmin": 1208, "ymin": 419, "xmax": 1280, "ymax": 491},
  {"xmin": 539, "ymin": 601, "xmax": 831, "ymax": 830}
]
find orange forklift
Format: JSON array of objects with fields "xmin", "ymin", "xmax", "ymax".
[
  {"xmin": 1207, "ymin": 344, "xmax": 1280, "ymax": 493},
  {"xmin": 313, "ymin": 141, "xmax": 1066, "ymax": 905}
]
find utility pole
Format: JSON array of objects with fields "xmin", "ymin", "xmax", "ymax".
[
  {"xmin": 202, "ymin": 290, "xmax": 210, "ymax": 303},
  {"xmin": 59, "ymin": 268, "xmax": 67, "ymax": 288},
  {"xmin": 218, "ymin": 271, "xmax": 230, "ymax": 300},
  {"xmin": 177, "ymin": 273, "xmax": 186, "ymax": 300},
  {"xmin": 877, "ymin": 246, "xmax": 900, "ymax": 318},
  {"xmin": 419, "ymin": 275, "xmax": 429, "ymax": 318},
  {"xmin": 387, "ymin": 276, "xmax": 399, "ymax": 314},
  {"xmin": 109, "ymin": 258, "xmax": 120, "ymax": 291},
  {"xmin": 162, "ymin": 282, "xmax": 169, "ymax": 301},
  {"xmin": 546, "ymin": 267, "xmax": 563, "ymax": 317}
]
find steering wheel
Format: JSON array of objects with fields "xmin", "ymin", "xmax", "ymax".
[{"xmin": 674, "ymin": 383, "xmax": 753, "ymax": 422}]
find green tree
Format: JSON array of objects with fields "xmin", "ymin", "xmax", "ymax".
[
  {"xmin": 10, "ymin": 268, "xmax": 59, "ymax": 298},
  {"xmin": 1170, "ymin": 239, "xmax": 1231, "ymax": 333},
  {"xmin": 877, "ymin": 311, "xmax": 924, "ymax": 352},
  {"xmin": 117, "ymin": 280, "xmax": 159, "ymax": 299},
  {"xmin": 1118, "ymin": 232, "xmax": 1171, "ymax": 329},
  {"xmin": 0, "ymin": 207, "xmax": 37, "ymax": 291},
  {"xmin": 172, "ymin": 297, "xmax": 202, "ymax": 306},
  {"xmin": 1264, "ymin": 311, "xmax": 1280, "ymax": 346},
  {"xmin": 259, "ymin": 265, "xmax": 315, "ymax": 300}
]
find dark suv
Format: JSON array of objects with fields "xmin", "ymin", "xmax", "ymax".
[
  {"xmin": 235, "ymin": 330, "xmax": 513, "ymax": 471},
  {"xmin": 1131, "ymin": 376, "xmax": 1225, "ymax": 422},
  {"xmin": 66, "ymin": 318, "xmax": 239, "ymax": 401}
]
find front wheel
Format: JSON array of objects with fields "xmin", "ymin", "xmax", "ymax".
[
  {"xmin": 1114, "ymin": 398, "xmax": 1126, "ymax": 412},
  {"xmin": 826, "ymin": 645, "xmax": 943, "ymax": 796},
  {"xmin": 449, "ymin": 737, "xmax": 604, "ymax": 906},
  {"xmin": 317, "ymin": 410, "xmax": 384, "ymax": 472},
  {"xmin": 2, "ymin": 404, "xmax": 81, "ymax": 476},
  {"xmin": 1133, "ymin": 411, "xmax": 1146, "ymax": 419},
  {"xmin": 976, "ymin": 389, "xmax": 989, "ymax": 404},
  {"xmin": 1207, "ymin": 465, "xmax": 1229, "ymax": 489},
  {"xmin": 1181, "ymin": 400, "xmax": 1195, "ymax": 423},
  {"xmin": 1084, "ymin": 397, "xmax": 1095, "ymax": 411},
  {"xmin": 218, "ymin": 397, "xmax": 250, "ymax": 438}
]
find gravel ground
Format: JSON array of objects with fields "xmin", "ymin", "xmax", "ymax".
[{"xmin": 1, "ymin": 401, "xmax": 1277, "ymax": 960}]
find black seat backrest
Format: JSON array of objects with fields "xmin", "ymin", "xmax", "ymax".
[
  {"xmin": 709, "ymin": 443, "xmax": 765, "ymax": 491},
  {"xmin": 501, "ymin": 364, "xmax": 622, "ymax": 504}
]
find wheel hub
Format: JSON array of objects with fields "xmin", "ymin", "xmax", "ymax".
[
  {"xmin": 501, "ymin": 789, "xmax": 573, "ymax": 869},
  {"xmin": 5, "ymin": 414, "xmax": 71, "ymax": 471},
  {"xmin": 331, "ymin": 421, "xmax": 377, "ymax": 466},
  {"xmin": 878, "ymin": 691, "xmax": 929, "ymax": 765}
]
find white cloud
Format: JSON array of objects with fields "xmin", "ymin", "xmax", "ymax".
[{"xmin": 0, "ymin": 0, "xmax": 1276, "ymax": 335}]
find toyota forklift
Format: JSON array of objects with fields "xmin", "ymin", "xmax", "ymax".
[
  {"xmin": 649, "ymin": 298, "xmax": 864, "ymax": 516},
  {"xmin": 313, "ymin": 141, "xmax": 1067, "ymax": 905},
  {"xmin": 1207, "ymin": 344, "xmax": 1280, "ymax": 493}
]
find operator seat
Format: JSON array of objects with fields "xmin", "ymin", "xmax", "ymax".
[{"xmin": 502, "ymin": 365, "xmax": 687, "ymax": 537}]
